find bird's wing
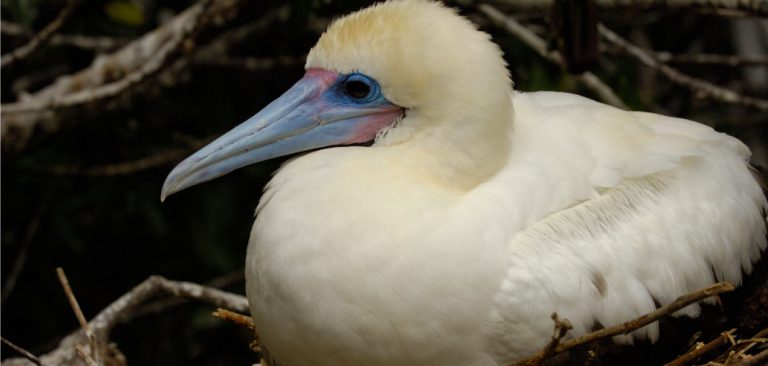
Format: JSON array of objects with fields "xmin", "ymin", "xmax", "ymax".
[{"xmin": 487, "ymin": 92, "xmax": 767, "ymax": 361}]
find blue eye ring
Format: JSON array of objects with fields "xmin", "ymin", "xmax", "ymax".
[{"xmin": 340, "ymin": 73, "xmax": 381, "ymax": 103}]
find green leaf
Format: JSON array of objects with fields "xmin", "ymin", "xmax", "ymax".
[{"xmin": 104, "ymin": 0, "xmax": 144, "ymax": 27}]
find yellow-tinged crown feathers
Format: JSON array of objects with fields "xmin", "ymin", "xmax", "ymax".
[{"xmin": 307, "ymin": 0, "xmax": 512, "ymax": 121}]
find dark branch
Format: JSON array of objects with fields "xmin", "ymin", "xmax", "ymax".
[{"xmin": 1, "ymin": 0, "xmax": 81, "ymax": 68}]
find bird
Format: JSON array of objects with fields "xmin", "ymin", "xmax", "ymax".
[{"xmin": 161, "ymin": 1, "xmax": 768, "ymax": 365}]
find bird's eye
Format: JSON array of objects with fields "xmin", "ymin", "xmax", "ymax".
[
  {"xmin": 341, "ymin": 73, "xmax": 379, "ymax": 102},
  {"xmin": 345, "ymin": 80, "xmax": 371, "ymax": 99}
]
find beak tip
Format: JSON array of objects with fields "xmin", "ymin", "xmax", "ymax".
[
  {"xmin": 160, "ymin": 176, "xmax": 180, "ymax": 202},
  {"xmin": 160, "ymin": 186, "xmax": 170, "ymax": 202}
]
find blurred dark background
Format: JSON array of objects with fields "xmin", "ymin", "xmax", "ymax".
[{"xmin": 1, "ymin": 0, "xmax": 766, "ymax": 365}]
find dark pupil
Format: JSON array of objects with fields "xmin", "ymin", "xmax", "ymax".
[{"xmin": 345, "ymin": 80, "xmax": 370, "ymax": 99}]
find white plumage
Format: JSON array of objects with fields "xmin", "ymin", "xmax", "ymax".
[{"xmin": 162, "ymin": 1, "xmax": 767, "ymax": 365}]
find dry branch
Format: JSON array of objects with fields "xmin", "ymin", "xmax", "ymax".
[
  {"xmin": 0, "ymin": 0, "xmax": 243, "ymax": 154},
  {"xmin": 0, "ymin": 337, "xmax": 42, "ymax": 366},
  {"xmin": 714, "ymin": 328, "xmax": 768, "ymax": 365},
  {"xmin": 560, "ymin": 282, "xmax": 734, "ymax": 352},
  {"xmin": 212, "ymin": 308, "xmax": 260, "ymax": 353},
  {"xmin": 0, "ymin": 0, "xmax": 80, "ymax": 68},
  {"xmin": 198, "ymin": 56, "xmax": 303, "ymax": 71},
  {"xmin": 213, "ymin": 308, "xmax": 256, "ymax": 330},
  {"xmin": 56, "ymin": 268, "xmax": 99, "ymax": 365},
  {"xmin": 42, "ymin": 148, "xmax": 195, "ymax": 177},
  {"xmin": 513, "ymin": 313, "xmax": 573, "ymax": 366},
  {"xmin": 733, "ymin": 348, "xmax": 768, "ymax": 366},
  {"xmin": 87, "ymin": 275, "xmax": 249, "ymax": 340},
  {"xmin": 663, "ymin": 329, "xmax": 735, "ymax": 366},
  {"xmin": 2, "ymin": 199, "xmax": 47, "ymax": 302},
  {"xmin": 498, "ymin": 0, "xmax": 768, "ymax": 15},
  {"xmin": 2, "ymin": 275, "xmax": 248, "ymax": 366},
  {"xmin": 512, "ymin": 282, "xmax": 735, "ymax": 365},
  {"xmin": 479, "ymin": 4, "xmax": 629, "ymax": 110},
  {"xmin": 2, "ymin": 20, "xmax": 131, "ymax": 52},
  {"xmin": 654, "ymin": 52, "xmax": 768, "ymax": 66},
  {"xmin": 598, "ymin": 24, "xmax": 768, "ymax": 112}
]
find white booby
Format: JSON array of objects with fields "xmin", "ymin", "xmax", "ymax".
[{"xmin": 162, "ymin": 1, "xmax": 767, "ymax": 365}]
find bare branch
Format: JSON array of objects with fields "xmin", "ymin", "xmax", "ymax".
[
  {"xmin": 512, "ymin": 313, "xmax": 573, "ymax": 366},
  {"xmin": 88, "ymin": 275, "xmax": 249, "ymax": 340},
  {"xmin": 2, "ymin": 275, "xmax": 248, "ymax": 366},
  {"xmin": 716, "ymin": 328, "xmax": 768, "ymax": 365},
  {"xmin": 1, "ymin": 20, "xmax": 27, "ymax": 37},
  {"xmin": 663, "ymin": 329, "xmax": 735, "ymax": 366},
  {"xmin": 56, "ymin": 268, "xmax": 99, "ymax": 365},
  {"xmin": 0, "ymin": 0, "xmax": 242, "ymax": 154},
  {"xmin": 654, "ymin": 52, "xmax": 768, "ymax": 66},
  {"xmin": 1, "ymin": 20, "xmax": 127, "ymax": 52},
  {"xmin": 0, "ymin": 337, "xmax": 43, "ymax": 366},
  {"xmin": 198, "ymin": 55, "xmax": 303, "ymax": 71},
  {"xmin": 213, "ymin": 308, "xmax": 256, "ymax": 330},
  {"xmin": 72, "ymin": 345, "xmax": 96, "ymax": 366},
  {"xmin": 1, "ymin": 0, "xmax": 81, "ymax": 68},
  {"xmin": 511, "ymin": 282, "xmax": 735, "ymax": 365},
  {"xmin": 558, "ymin": 282, "xmax": 734, "ymax": 353},
  {"xmin": 733, "ymin": 348, "xmax": 768, "ymax": 366},
  {"xmin": 126, "ymin": 270, "xmax": 244, "ymax": 321},
  {"xmin": 51, "ymin": 35, "xmax": 128, "ymax": 52},
  {"xmin": 43, "ymin": 148, "xmax": 195, "ymax": 177},
  {"xmin": 479, "ymin": 4, "xmax": 629, "ymax": 109},
  {"xmin": 599, "ymin": 24, "xmax": 768, "ymax": 112},
  {"xmin": 2, "ymin": 199, "xmax": 48, "ymax": 303},
  {"xmin": 498, "ymin": 0, "xmax": 768, "ymax": 15}
]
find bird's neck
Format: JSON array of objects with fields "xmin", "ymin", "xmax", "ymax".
[{"xmin": 378, "ymin": 102, "xmax": 513, "ymax": 192}]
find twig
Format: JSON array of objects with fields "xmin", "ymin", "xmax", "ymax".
[
  {"xmin": 212, "ymin": 308, "xmax": 260, "ymax": 353},
  {"xmin": 212, "ymin": 308, "xmax": 256, "ymax": 330},
  {"xmin": 3, "ymin": 275, "xmax": 249, "ymax": 366},
  {"xmin": 1, "ymin": 20, "xmax": 27, "ymax": 37},
  {"xmin": 126, "ymin": 269, "xmax": 244, "ymax": 321},
  {"xmin": 88, "ymin": 275, "xmax": 249, "ymax": 340},
  {"xmin": 604, "ymin": 44, "xmax": 768, "ymax": 67},
  {"xmin": 49, "ymin": 35, "xmax": 128, "ymax": 52},
  {"xmin": 73, "ymin": 345, "xmax": 97, "ymax": 366},
  {"xmin": 598, "ymin": 24, "xmax": 768, "ymax": 112},
  {"xmin": 11, "ymin": 64, "xmax": 72, "ymax": 100},
  {"xmin": 663, "ymin": 329, "xmax": 735, "ymax": 366},
  {"xmin": 512, "ymin": 282, "xmax": 735, "ymax": 365},
  {"xmin": 1, "ymin": 0, "xmax": 80, "ymax": 68},
  {"xmin": 198, "ymin": 56, "xmax": 302, "ymax": 71},
  {"xmin": 2, "ymin": 198, "xmax": 48, "ymax": 302},
  {"xmin": 513, "ymin": 313, "xmax": 573, "ymax": 366},
  {"xmin": 654, "ymin": 52, "xmax": 768, "ymax": 66},
  {"xmin": 5, "ymin": 0, "xmax": 211, "ymax": 114},
  {"xmin": 1, "ymin": 336, "xmax": 43, "ymax": 366},
  {"xmin": 56, "ymin": 268, "xmax": 91, "ymax": 338},
  {"xmin": 56, "ymin": 268, "xmax": 99, "ymax": 365},
  {"xmin": 714, "ymin": 328, "xmax": 768, "ymax": 365},
  {"xmin": 1, "ymin": 21, "xmax": 127, "ymax": 52},
  {"xmin": 479, "ymin": 4, "xmax": 628, "ymax": 109},
  {"xmin": 560, "ymin": 282, "xmax": 734, "ymax": 352},
  {"xmin": 497, "ymin": 0, "xmax": 768, "ymax": 16},
  {"xmin": 43, "ymin": 148, "xmax": 195, "ymax": 177},
  {"xmin": 190, "ymin": 6, "xmax": 289, "ymax": 68},
  {"xmin": 732, "ymin": 348, "xmax": 768, "ymax": 366},
  {"xmin": 0, "ymin": 0, "xmax": 241, "ymax": 154}
]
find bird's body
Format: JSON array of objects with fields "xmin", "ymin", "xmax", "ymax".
[
  {"xmin": 162, "ymin": 1, "xmax": 767, "ymax": 365},
  {"xmin": 246, "ymin": 91, "xmax": 765, "ymax": 365}
]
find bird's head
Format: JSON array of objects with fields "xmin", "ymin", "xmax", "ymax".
[{"xmin": 162, "ymin": 0, "xmax": 512, "ymax": 200}]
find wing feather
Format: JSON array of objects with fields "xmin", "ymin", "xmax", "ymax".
[{"xmin": 489, "ymin": 92, "xmax": 767, "ymax": 362}]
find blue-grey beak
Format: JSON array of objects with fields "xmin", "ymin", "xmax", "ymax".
[{"xmin": 161, "ymin": 69, "xmax": 402, "ymax": 201}]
